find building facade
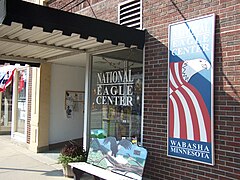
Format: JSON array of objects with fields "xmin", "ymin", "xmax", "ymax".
[
  {"xmin": 47, "ymin": 0, "xmax": 240, "ymax": 179},
  {"xmin": 0, "ymin": 0, "xmax": 239, "ymax": 179}
]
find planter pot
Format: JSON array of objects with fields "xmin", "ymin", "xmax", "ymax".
[{"xmin": 62, "ymin": 164, "xmax": 74, "ymax": 178}]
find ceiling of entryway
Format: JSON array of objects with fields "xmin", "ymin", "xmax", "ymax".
[{"xmin": 0, "ymin": 0, "xmax": 145, "ymax": 67}]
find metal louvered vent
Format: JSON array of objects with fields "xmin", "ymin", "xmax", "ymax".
[{"xmin": 118, "ymin": 0, "xmax": 142, "ymax": 29}]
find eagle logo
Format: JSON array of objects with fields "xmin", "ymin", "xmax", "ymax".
[{"xmin": 169, "ymin": 59, "xmax": 211, "ymax": 142}]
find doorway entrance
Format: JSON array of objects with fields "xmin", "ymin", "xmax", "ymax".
[{"xmin": 11, "ymin": 67, "xmax": 29, "ymax": 142}]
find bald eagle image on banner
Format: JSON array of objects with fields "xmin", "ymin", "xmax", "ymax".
[{"xmin": 167, "ymin": 14, "xmax": 215, "ymax": 165}]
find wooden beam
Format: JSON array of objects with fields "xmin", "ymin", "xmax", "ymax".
[
  {"xmin": 46, "ymin": 52, "xmax": 85, "ymax": 62},
  {"xmin": 87, "ymin": 43, "xmax": 127, "ymax": 55},
  {"xmin": 0, "ymin": 37, "xmax": 85, "ymax": 53},
  {"xmin": 0, "ymin": 54, "xmax": 45, "ymax": 63}
]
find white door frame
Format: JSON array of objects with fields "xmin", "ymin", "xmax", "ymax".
[{"xmin": 11, "ymin": 66, "xmax": 29, "ymax": 143}]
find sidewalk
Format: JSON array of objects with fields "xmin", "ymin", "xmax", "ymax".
[{"xmin": 0, "ymin": 135, "xmax": 93, "ymax": 180}]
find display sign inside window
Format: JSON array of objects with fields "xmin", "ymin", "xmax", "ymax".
[
  {"xmin": 96, "ymin": 69, "xmax": 134, "ymax": 106},
  {"xmin": 65, "ymin": 90, "xmax": 84, "ymax": 119}
]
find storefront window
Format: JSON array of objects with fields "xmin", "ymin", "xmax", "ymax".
[
  {"xmin": 90, "ymin": 50, "xmax": 143, "ymax": 144},
  {"xmin": 0, "ymin": 84, "xmax": 13, "ymax": 134}
]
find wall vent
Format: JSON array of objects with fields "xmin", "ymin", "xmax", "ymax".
[{"xmin": 118, "ymin": 0, "xmax": 142, "ymax": 29}]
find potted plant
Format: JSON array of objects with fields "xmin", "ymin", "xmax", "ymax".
[{"xmin": 58, "ymin": 141, "xmax": 87, "ymax": 177}]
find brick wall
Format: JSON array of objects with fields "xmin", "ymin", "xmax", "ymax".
[
  {"xmin": 27, "ymin": 68, "xmax": 32, "ymax": 144},
  {"xmin": 143, "ymin": 0, "xmax": 240, "ymax": 179},
  {"xmin": 48, "ymin": 0, "xmax": 240, "ymax": 179},
  {"xmin": 48, "ymin": 0, "xmax": 124, "ymax": 21}
]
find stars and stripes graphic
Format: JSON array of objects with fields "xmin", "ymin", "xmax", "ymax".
[
  {"xmin": 0, "ymin": 66, "xmax": 16, "ymax": 92},
  {"xmin": 169, "ymin": 61, "xmax": 211, "ymax": 143}
]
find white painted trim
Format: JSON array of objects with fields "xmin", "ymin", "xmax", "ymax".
[
  {"xmin": 11, "ymin": 67, "xmax": 29, "ymax": 143},
  {"xmin": 0, "ymin": 37, "xmax": 84, "ymax": 53},
  {"xmin": 11, "ymin": 70, "xmax": 18, "ymax": 139},
  {"xmin": 24, "ymin": 67, "xmax": 29, "ymax": 142},
  {"xmin": 83, "ymin": 53, "xmax": 92, "ymax": 150}
]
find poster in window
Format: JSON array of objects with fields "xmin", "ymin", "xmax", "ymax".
[
  {"xmin": 65, "ymin": 90, "xmax": 84, "ymax": 119},
  {"xmin": 167, "ymin": 14, "xmax": 215, "ymax": 165}
]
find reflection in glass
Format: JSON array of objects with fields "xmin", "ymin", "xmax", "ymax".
[
  {"xmin": 16, "ymin": 69, "xmax": 27, "ymax": 134},
  {"xmin": 0, "ymin": 84, "xmax": 13, "ymax": 135},
  {"xmin": 90, "ymin": 53, "xmax": 143, "ymax": 145}
]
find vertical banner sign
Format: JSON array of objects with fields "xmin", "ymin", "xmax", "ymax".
[{"xmin": 167, "ymin": 14, "xmax": 215, "ymax": 165}]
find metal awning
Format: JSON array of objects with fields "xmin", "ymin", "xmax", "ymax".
[{"xmin": 0, "ymin": 0, "xmax": 145, "ymax": 66}]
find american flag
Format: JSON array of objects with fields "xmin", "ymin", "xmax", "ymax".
[
  {"xmin": 169, "ymin": 61, "xmax": 211, "ymax": 142},
  {"xmin": 0, "ymin": 66, "xmax": 16, "ymax": 92}
]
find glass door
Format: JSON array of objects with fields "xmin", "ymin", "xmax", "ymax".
[
  {"xmin": 12, "ymin": 67, "xmax": 28, "ymax": 142},
  {"xmin": 16, "ymin": 69, "xmax": 27, "ymax": 134}
]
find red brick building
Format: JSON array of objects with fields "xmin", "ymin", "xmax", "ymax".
[
  {"xmin": 47, "ymin": 0, "xmax": 240, "ymax": 179},
  {"xmin": 1, "ymin": 0, "xmax": 239, "ymax": 179},
  {"xmin": 45, "ymin": 0, "xmax": 240, "ymax": 179}
]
